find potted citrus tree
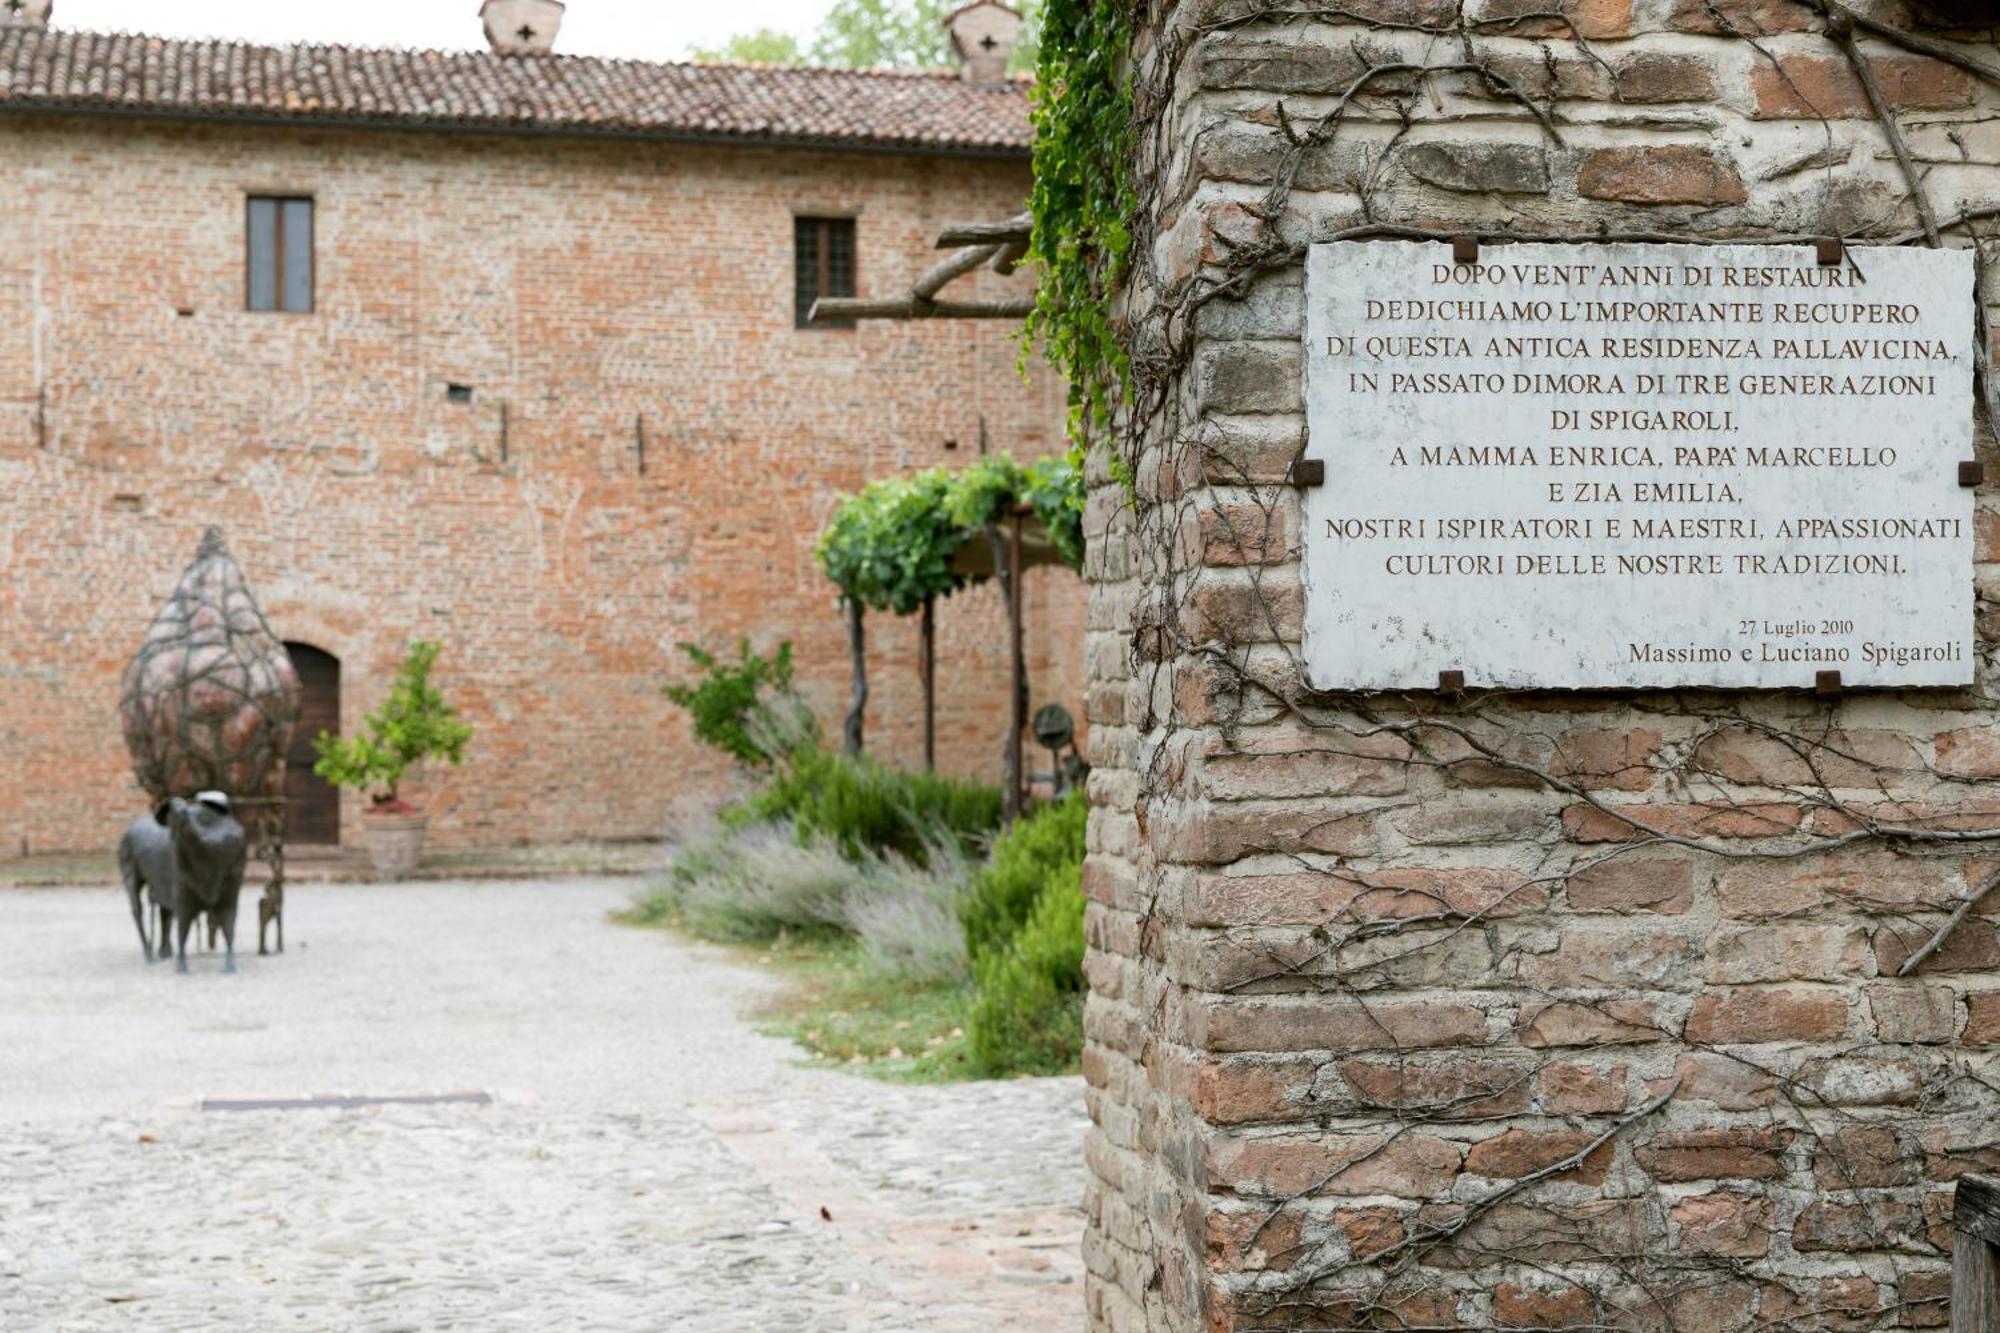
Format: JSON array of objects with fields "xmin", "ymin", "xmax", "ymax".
[{"xmin": 313, "ymin": 640, "xmax": 473, "ymax": 876}]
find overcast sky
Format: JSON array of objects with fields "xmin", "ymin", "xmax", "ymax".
[{"xmin": 57, "ymin": 1, "xmax": 838, "ymax": 61}]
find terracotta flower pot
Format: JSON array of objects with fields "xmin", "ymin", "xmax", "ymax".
[{"xmin": 361, "ymin": 811, "xmax": 428, "ymax": 878}]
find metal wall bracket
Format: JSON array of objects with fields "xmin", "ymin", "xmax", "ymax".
[
  {"xmin": 1816, "ymin": 670, "xmax": 1844, "ymax": 698},
  {"xmin": 1452, "ymin": 235, "xmax": 1479, "ymax": 265},
  {"xmin": 1961, "ymin": 460, "xmax": 1985, "ymax": 488},
  {"xmin": 1293, "ymin": 458, "xmax": 1326, "ymax": 487},
  {"xmin": 1816, "ymin": 237, "xmax": 1845, "ymax": 266},
  {"xmin": 1438, "ymin": 669, "xmax": 1467, "ymax": 696}
]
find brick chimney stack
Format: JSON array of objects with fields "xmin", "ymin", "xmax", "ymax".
[
  {"xmin": 480, "ymin": 0, "xmax": 564, "ymax": 55},
  {"xmin": 2, "ymin": 0, "xmax": 54, "ymax": 29},
  {"xmin": 943, "ymin": 1, "xmax": 1022, "ymax": 86}
]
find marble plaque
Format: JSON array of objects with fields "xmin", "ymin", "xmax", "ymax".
[{"xmin": 1300, "ymin": 241, "xmax": 1975, "ymax": 689}]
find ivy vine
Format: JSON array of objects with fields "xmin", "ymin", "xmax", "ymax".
[{"xmin": 1025, "ymin": 0, "xmax": 1138, "ymax": 454}]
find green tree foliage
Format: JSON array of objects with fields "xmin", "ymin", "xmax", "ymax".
[
  {"xmin": 819, "ymin": 453, "xmax": 1083, "ymax": 613},
  {"xmin": 815, "ymin": 469, "xmax": 972, "ymax": 615},
  {"xmin": 690, "ymin": 27, "xmax": 805, "ymax": 64},
  {"xmin": 662, "ymin": 638, "xmax": 806, "ymax": 767},
  {"xmin": 313, "ymin": 641, "xmax": 473, "ymax": 810},
  {"xmin": 694, "ymin": 1, "xmax": 1041, "ymax": 71},
  {"xmin": 1026, "ymin": 0, "xmax": 1136, "ymax": 445}
]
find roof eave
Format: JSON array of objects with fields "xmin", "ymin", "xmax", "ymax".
[{"xmin": 0, "ymin": 99, "xmax": 1034, "ymax": 159}]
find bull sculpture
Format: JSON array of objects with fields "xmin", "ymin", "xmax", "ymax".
[{"xmin": 119, "ymin": 793, "xmax": 248, "ymax": 973}]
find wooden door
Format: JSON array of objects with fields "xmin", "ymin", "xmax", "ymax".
[{"xmin": 283, "ymin": 643, "xmax": 341, "ymax": 845}]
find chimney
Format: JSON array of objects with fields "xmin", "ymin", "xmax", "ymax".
[
  {"xmin": 480, "ymin": 0, "xmax": 564, "ymax": 55},
  {"xmin": 2, "ymin": 0, "xmax": 53, "ymax": 29},
  {"xmin": 944, "ymin": 1, "xmax": 1022, "ymax": 85}
]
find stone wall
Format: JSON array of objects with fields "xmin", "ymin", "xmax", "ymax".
[
  {"xmin": 0, "ymin": 115, "xmax": 1082, "ymax": 854},
  {"xmin": 1082, "ymin": 2, "xmax": 2000, "ymax": 1329}
]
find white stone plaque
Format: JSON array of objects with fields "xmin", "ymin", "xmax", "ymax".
[{"xmin": 1301, "ymin": 241, "xmax": 1975, "ymax": 689}]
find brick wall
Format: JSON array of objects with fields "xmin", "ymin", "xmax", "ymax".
[
  {"xmin": 1084, "ymin": 2, "xmax": 2000, "ymax": 1329},
  {"xmin": 0, "ymin": 114, "xmax": 1083, "ymax": 854}
]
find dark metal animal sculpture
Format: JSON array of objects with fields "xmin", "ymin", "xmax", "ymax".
[
  {"xmin": 119, "ymin": 528, "xmax": 300, "ymax": 954},
  {"xmin": 117, "ymin": 814, "xmax": 177, "ymax": 964},
  {"xmin": 157, "ymin": 793, "xmax": 247, "ymax": 974}
]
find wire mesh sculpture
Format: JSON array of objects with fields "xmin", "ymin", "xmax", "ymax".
[{"xmin": 118, "ymin": 527, "xmax": 301, "ymax": 955}]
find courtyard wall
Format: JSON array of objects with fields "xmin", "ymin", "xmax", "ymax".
[{"xmin": 0, "ymin": 114, "xmax": 1081, "ymax": 853}]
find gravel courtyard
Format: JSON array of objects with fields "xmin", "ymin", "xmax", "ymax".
[{"xmin": 0, "ymin": 879, "xmax": 1088, "ymax": 1331}]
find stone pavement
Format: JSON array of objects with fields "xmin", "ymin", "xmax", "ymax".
[{"xmin": 0, "ymin": 880, "xmax": 1088, "ymax": 1330}]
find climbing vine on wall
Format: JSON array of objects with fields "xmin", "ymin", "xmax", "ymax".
[{"xmin": 1026, "ymin": 0, "xmax": 1139, "ymax": 454}]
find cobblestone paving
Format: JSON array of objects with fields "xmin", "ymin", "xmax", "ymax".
[{"xmin": 0, "ymin": 880, "xmax": 1088, "ymax": 1331}]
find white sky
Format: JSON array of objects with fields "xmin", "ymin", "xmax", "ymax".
[{"xmin": 55, "ymin": 1, "xmax": 840, "ymax": 61}]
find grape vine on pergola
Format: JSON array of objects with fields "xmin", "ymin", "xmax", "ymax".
[{"xmin": 808, "ymin": 214, "xmax": 1073, "ymax": 819}]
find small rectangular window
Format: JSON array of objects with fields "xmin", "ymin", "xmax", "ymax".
[
  {"xmin": 795, "ymin": 217, "xmax": 855, "ymax": 330},
  {"xmin": 247, "ymin": 196, "xmax": 314, "ymax": 313}
]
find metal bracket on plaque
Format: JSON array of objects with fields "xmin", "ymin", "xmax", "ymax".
[
  {"xmin": 1816, "ymin": 670, "xmax": 1844, "ymax": 698},
  {"xmin": 1961, "ymin": 460, "xmax": 1986, "ymax": 488},
  {"xmin": 1438, "ymin": 669, "xmax": 1467, "ymax": 697},
  {"xmin": 1293, "ymin": 458, "xmax": 1326, "ymax": 488},
  {"xmin": 1816, "ymin": 237, "xmax": 1845, "ymax": 266},
  {"xmin": 1452, "ymin": 235, "xmax": 1480, "ymax": 265}
]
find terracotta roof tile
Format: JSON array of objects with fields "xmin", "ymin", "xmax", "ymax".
[{"xmin": 0, "ymin": 27, "xmax": 1032, "ymax": 155}]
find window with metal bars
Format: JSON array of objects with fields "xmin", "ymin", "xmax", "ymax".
[
  {"xmin": 794, "ymin": 217, "xmax": 856, "ymax": 330},
  {"xmin": 247, "ymin": 196, "xmax": 314, "ymax": 313}
]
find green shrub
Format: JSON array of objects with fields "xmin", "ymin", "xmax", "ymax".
[
  {"xmin": 663, "ymin": 638, "xmax": 811, "ymax": 767},
  {"xmin": 968, "ymin": 860, "xmax": 1086, "ymax": 1076},
  {"xmin": 313, "ymin": 640, "xmax": 472, "ymax": 811},
  {"xmin": 961, "ymin": 791, "xmax": 1086, "ymax": 968},
  {"xmin": 730, "ymin": 748, "xmax": 1003, "ymax": 864}
]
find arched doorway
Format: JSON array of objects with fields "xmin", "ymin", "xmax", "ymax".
[{"xmin": 283, "ymin": 643, "xmax": 341, "ymax": 845}]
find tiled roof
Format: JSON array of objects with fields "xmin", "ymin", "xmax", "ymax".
[{"xmin": 0, "ymin": 26, "xmax": 1032, "ymax": 155}]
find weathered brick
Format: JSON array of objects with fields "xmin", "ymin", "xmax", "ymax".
[
  {"xmin": 1198, "ymin": 503, "xmax": 1291, "ymax": 568},
  {"xmin": 1192, "ymin": 731, "xmax": 1410, "ymax": 801},
  {"xmin": 1704, "ymin": 922, "xmax": 1869, "ymax": 984},
  {"xmin": 1936, "ymin": 726, "xmax": 2000, "ymax": 778},
  {"xmin": 1960, "ymin": 991, "xmax": 2000, "ymax": 1044},
  {"xmin": 1673, "ymin": 1051, "xmax": 1778, "ymax": 1109},
  {"xmin": 1520, "ymin": 926, "xmax": 1698, "ymax": 989},
  {"xmin": 1566, "ymin": 856, "xmax": 1695, "ymax": 913},
  {"xmin": 1564, "ymin": 801, "xmax": 1799, "ymax": 843},
  {"xmin": 1715, "ymin": 851, "xmax": 1958, "ymax": 918},
  {"xmin": 1870, "ymin": 982, "xmax": 1958, "ymax": 1044},
  {"xmin": 1204, "ymin": 1131, "xmax": 1462, "ymax": 1198},
  {"xmin": 1633, "ymin": 1127, "xmax": 1791, "ymax": 1182},
  {"xmin": 1613, "ymin": 52, "xmax": 1718, "ymax": 103},
  {"xmin": 1685, "ymin": 986, "xmax": 1849, "ymax": 1043},
  {"xmin": 1338, "ymin": 1056, "xmax": 1535, "ymax": 1118},
  {"xmin": 1196, "ymin": 342, "xmax": 1303, "ymax": 415},
  {"xmin": 1469, "ymin": 0, "xmax": 1632, "ymax": 38},
  {"xmin": 1751, "ymin": 54, "xmax": 1974, "ymax": 120},
  {"xmin": 1517, "ymin": 998, "xmax": 1670, "ymax": 1048},
  {"xmin": 1400, "ymin": 141, "xmax": 1551, "ymax": 195},
  {"xmin": 1874, "ymin": 918, "xmax": 2000, "ymax": 975},
  {"xmin": 1465, "ymin": 1129, "xmax": 1612, "ymax": 1185},
  {"xmin": 1792, "ymin": 1198, "xmax": 1925, "ymax": 1253},
  {"xmin": 1493, "ymin": 1280, "xmax": 1594, "ymax": 1329},
  {"xmin": 1671, "ymin": 1191, "xmax": 1773, "ymax": 1257},
  {"xmin": 1577, "ymin": 147, "xmax": 1748, "ymax": 206},
  {"xmin": 1756, "ymin": 1276, "xmax": 1882, "ymax": 1332},
  {"xmin": 1195, "ymin": 997, "xmax": 1489, "ymax": 1053},
  {"xmin": 1535, "ymin": 1060, "xmax": 1628, "ymax": 1114},
  {"xmin": 1551, "ymin": 727, "xmax": 1661, "ymax": 792},
  {"xmin": 1155, "ymin": 801, "xmax": 1377, "ymax": 864},
  {"xmin": 1813, "ymin": 1124, "xmax": 1918, "ymax": 1188},
  {"xmin": 1667, "ymin": 0, "xmax": 1811, "ymax": 33}
]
